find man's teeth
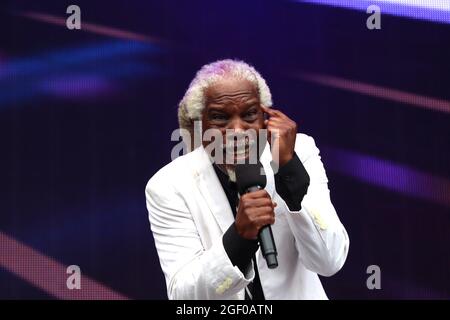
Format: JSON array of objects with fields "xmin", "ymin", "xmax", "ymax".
[
  {"xmin": 233, "ymin": 149, "xmax": 247, "ymax": 156},
  {"xmin": 224, "ymin": 144, "xmax": 252, "ymax": 155}
]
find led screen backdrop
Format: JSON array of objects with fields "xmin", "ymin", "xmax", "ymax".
[
  {"xmin": 0, "ymin": 0, "xmax": 449, "ymax": 299},
  {"xmin": 299, "ymin": 0, "xmax": 450, "ymax": 24}
]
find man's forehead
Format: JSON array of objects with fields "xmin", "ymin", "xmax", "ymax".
[{"xmin": 206, "ymin": 78, "xmax": 258, "ymax": 101}]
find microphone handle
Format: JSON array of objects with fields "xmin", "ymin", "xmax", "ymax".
[
  {"xmin": 259, "ymin": 225, "xmax": 278, "ymax": 269},
  {"xmin": 246, "ymin": 186, "xmax": 278, "ymax": 269}
]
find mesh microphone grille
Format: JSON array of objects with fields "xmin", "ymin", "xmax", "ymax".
[{"xmin": 235, "ymin": 162, "xmax": 267, "ymax": 195}]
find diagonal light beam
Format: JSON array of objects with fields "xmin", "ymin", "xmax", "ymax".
[
  {"xmin": 294, "ymin": 72, "xmax": 450, "ymax": 114},
  {"xmin": 322, "ymin": 146, "xmax": 450, "ymax": 208},
  {"xmin": 0, "ymin": 40, "xmax": 159, "ymax": 80},
  {"xmin": 0, "ymin": 231, "xmax": 129, "ymax": 299},
  {"xmin": 19, "ymin": 11, "xmax": 162, "ymax": 44},
  {"xmin": 296, "ymin": 0, "xmax": 450, "ymax": 24}
]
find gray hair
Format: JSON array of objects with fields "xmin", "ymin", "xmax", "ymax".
[{"xmin": 178, "ymin": 59, "xmax": 272, "ymax": 150}]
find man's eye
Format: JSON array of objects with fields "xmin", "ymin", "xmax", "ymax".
[
  {"xmin": 211, "ymin": 114, "xmax": 227, "ymax": 121},
  {"xmin": 244, "ymin": 110, "xmax": 258, "ymax": 119}
]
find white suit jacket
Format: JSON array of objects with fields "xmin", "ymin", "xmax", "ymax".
[{"xmin": 145, "ymin": 133, "xmax": 349, "ymax": 300}]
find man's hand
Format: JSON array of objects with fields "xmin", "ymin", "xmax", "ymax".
[
  {"xmin": 235, "ymin": 189, "xmax": 277, "ymax": 240},
  {"xmin": 261, "ymin": 105, "xmax": 297, "ymax": 167}
]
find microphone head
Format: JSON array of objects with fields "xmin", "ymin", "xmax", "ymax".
[{"xmin": 235, "ymin": 162, "xmax": 267, "ymax": 195}]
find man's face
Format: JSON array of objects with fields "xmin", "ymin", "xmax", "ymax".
[{"xmin": 202, "ymin": 77, "xmax": 266, "ymax": 169}]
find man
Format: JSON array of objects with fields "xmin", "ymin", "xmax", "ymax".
[{"xmin": 145, "ymin": 59, "xmax": 349, "ymax": 300}]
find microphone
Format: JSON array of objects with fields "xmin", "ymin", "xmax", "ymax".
[{"xmin": 235, "ymin": 162, "xmax": 278, "ymax": 269}]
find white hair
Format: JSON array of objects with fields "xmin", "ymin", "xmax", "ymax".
[{"xmin": 178, "ymin": 59, "xmax": 272, "ymax": 151}]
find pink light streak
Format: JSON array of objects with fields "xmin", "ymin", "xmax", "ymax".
[
  {"xmin": 322, "ymin": 146, "xmax": 450, "ymax": 208},
  {"xmin": 0, "ymin": 232, "xmax": 129, "ymax": 300},
  {"xmin": 295, "ymin": 72, "xmax": 450, "ymax": 114},
  {"xmin": 20, "ymin": 11, "xmax": 161, "ymax": 44}
]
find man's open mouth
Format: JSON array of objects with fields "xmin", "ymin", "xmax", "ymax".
[{"xmin": 222, "ymin": 137, "xmax": 257, "ymax": 163}]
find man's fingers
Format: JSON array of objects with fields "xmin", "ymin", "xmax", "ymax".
[
  {"xmin": 243, "ymin": 189, "xmax": 270, "ymax": 199},
  {"xmin": 266, "ymin": 122, "xmax": 289, "ymax": 133},
  {"xmin": 246, "ymin": 205, "xmax": 274, "ymax": 216},
  {"xmin": 243, "ymin": 197, "xmax": 274, "ymax": 208},
  {"xmin": 261, "ymin": 105, "xmax": 288, "ymax": 120},
  {"xmin": 260, "ymin": 105, "xmax": 275, "ymax": 115},
  {"xmin": 255, "ymin": 215, "xmax": 276, "ymax": 227},
  {"xmin": 266, "ymin": 117, "xmax": 295, "ymax": 128}
]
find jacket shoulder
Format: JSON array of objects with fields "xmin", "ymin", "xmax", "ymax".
[
  {"xmin": 145, "ymin": 149, "xmax": 199, "ymax": 194},
  {"xmin": 294, "ymin": 133, "xmax": 320, "ymax": 160}
]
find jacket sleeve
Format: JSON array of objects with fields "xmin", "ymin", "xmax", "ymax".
[
  {"xmin": 145, "ymin": 169, "xmax": 254, "ymax": 300},
  {"xmin": 280, "ymin": 134, "xmax": 350, "ymax": 277}
]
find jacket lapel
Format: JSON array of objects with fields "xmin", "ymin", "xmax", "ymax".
[
  {"xmin": 260, "ymin": 145, "xmax": 276, "ymax": 199},
  {"xmin": 190, "ymin": 147, "xmax": 235, "ymax": 233}
]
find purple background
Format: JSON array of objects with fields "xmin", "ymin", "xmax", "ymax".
[{"xmin": 0, "ymin": 0, "xmax": 449, "ymax": 299}]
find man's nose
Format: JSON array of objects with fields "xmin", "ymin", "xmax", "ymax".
[{"xmin": 227, "ymin": 117, "xmax": 248, "ymax": 131}]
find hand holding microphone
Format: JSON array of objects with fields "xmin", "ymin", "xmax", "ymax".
[{"xmin": 235, "ymin": 162, "xmax": 278, "ymax": 269}]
